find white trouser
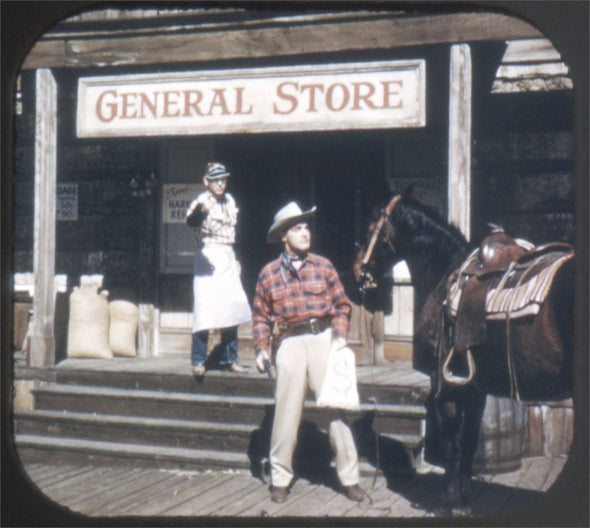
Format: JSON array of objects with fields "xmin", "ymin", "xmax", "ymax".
[{"xmin": 270, "ymin": 328, "xmax": 360, "ymax": 488}]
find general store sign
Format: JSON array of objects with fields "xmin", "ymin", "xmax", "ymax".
[{"xmin": 77, "ymin": 60, "xmax": 425, "ymax": 137}]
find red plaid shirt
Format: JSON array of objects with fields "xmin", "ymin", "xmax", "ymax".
[{"xmin": 252, "ymin": 252, "xmax": 351, "ymax": 352}]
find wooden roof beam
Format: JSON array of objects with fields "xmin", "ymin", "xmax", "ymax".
[{"xmin": 21, "ymin": 11, "xmax": 543, "ymax": 70}]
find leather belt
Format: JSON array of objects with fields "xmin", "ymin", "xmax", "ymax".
[{"xmin": 281, "ymin": 317, "xmax": 331, "ymax": 339}]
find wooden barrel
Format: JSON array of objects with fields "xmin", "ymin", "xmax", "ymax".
[{"xmin": 473, "ymin": 395, "xmax": 527, "ymax": 474}]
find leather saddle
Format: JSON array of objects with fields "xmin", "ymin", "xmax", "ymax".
[{"xmin": 446, "ymin": 225, "xmax": 573, "ymax": 354}]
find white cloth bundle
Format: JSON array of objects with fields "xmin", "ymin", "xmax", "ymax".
[{"xmin": 317, "ymin": 346, "xmax": 360, "ymax": 411}]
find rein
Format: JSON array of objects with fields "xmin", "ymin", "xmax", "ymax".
[
  {"xmin": 360, "ymin": 194, "xmax": 402, "ymax": 270},
  {"xmin": 356, "ymin": 194, "xmax": 402, "ymax": 491}
]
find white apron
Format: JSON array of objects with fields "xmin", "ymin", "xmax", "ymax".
[{"xmin": 192, "ymin": 244, "xmax": 252, "ymax": 332}]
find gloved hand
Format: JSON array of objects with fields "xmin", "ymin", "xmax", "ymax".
[
  {"xmin": 331, "ymin": 338, "xmax": 347, "ymax": 352},
  {"xmin": 256, "ymin": 349, "xmax": 271, "ymax": 373}
]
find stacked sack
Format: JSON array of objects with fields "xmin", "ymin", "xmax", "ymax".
[{"xmin": 67, "ymin": 276, "xmax": 139, "ymax": 359}]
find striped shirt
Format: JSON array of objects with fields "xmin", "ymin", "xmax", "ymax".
[
  {"xmin": 252, "ymin": 252, "xmax": 352, "ymax": 352},
  {"xmin": 186, "ymin": 191, "xmax": 238, "ymax": 245}
]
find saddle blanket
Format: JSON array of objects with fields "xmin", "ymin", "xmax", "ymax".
[{"xmin": 448, "ymin": 248, "xmax": 574, "ymax": 321}]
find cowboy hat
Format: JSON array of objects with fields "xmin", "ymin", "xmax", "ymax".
[
  {"xmin": 203, "ymin": 162, "xmax": 230, "ymax": 180},
  {"xmin": 267, "ymin": 201, "xmax": 317, "ymax": 243}
]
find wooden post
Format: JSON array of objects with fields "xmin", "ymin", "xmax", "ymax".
[
  {"xmin": 373, "ymin": 310, "xmax": 386, "ymax": 365},
  {"xmin": 138, "ymin": 304, "xmax": 158, "ymax": 357},
  {"xmin": 29, "ymin": 69, "xmax": 57, "ymax": 367},
  {"xmin": 448, "ymin": 44, "xmax": 472, "ymax": 240}
]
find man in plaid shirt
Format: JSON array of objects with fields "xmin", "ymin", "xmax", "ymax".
[{"xmin": 252, "ymin": 201, "xmax": 364, "ymax": 504}]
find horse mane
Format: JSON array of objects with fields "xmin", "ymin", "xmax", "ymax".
[
  {"xmin": 362, "ymin": 193, "xmax": 472, "ymax": 299},
  {"xmin": 399, "ymin": 196, "xmax": 469, "ymax": 248}
]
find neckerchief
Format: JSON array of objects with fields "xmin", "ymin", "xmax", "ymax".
[{"xmin": 280, "ymin": 251, "xmax": 306, "ymax": 283}]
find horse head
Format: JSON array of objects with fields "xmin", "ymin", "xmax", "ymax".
[
  {"xmin": 353, "ymin": 193, "xmax": 404, "ymax": 294},
  {"xmin": 355, "ymin": 189, "xmax": 471, "ymax": 308}
]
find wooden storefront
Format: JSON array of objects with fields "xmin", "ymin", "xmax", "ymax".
[
  {"xmin": 4, "ymin": 4, "xmax": 586, "ymax": 525},
  {"xmin": 9, "ymin": 5, "xmax": 576, "ymax": 369}
]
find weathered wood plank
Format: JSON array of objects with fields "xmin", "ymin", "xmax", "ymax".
[
  {"xmin": 448, "ymin": 43, "xmax": 472, "ymax": 241},
  {"xmin": 289, "ymin": 481, "xmax": 351, "ymax": 517},
  {"xmin": 22, "ymin": 463, "xmax": 49, "ymax": 479},
  {"xmin": 267, "ymin": 482, "xmax": 324, "ymax": 517},
  {"xmin": 111, "ymin": 473, "xmax": 195, "ymax": 516},
  {"xmin": 157, "ymin": 474, "xmax": 235, "ymax": 516},
  {"xmin": 30, "ymin": 69, "xmax": 57, "ymax": 367},
  {"xmin": 486, "ymin": 466, "xmax": 527, "ymax": 489},
  {"xmin": 118, "ymin": 472, "xmax": 225, "ymax": 516},
  {"xmin": 542, "ymin": 456, "xmax": 567, "ymax": 492},
  {"xmin": 29, "ymin": 464, "xmax": 99, "ymax": 490},
  {"xmin": 215, "ymin": 477, "xmax": 272, "ymax": 517},
  {"xmin": 87, "ymin": 470, "xmax": 184, "ymax": 516},
  {"xmin": 384, "ymin": 474, "xmax": 441, "ymax": 517},
  {"xmin": 77, "ymin": 471, "xmax": 174, "ymax": 516},
  {"xmin": 517, "ymin": 456, "xmax": 553, "ymax": 491},
  {"xmin": 196, "ymin": 473, "xmax": 263, "ymax": 516},
  {"xmin": 43, "ymin": 468, "xmax": 138, "ymax": 513},
  {"xmin": 138, "ymin": 304, "xmax": 156, "ymax": 357},
  {"xmin": 343, "ymin": 475, "xmax": 403, "ymax": 517},
  {"xmin": 237, "ymin": 478, "xmax": 314, "ymax": 517},
  {"xmin": 35, "ymin": 465, "xmax": 118, "ymax": 495},
  {"xmin": 496, "ymin": 62, "xmax": 569, "ymax": 79},
  {"xmin": 21, "ymin": 456, "xmax": 564, "ymax": 518},
  {"xmin": 503, "ymin": 39, "xmax": 562, "ymax": 63},
  {"xmin": 55, "ymin": 467, "xmax": 148, "ymax": 511},
  {"xmin": 382, "ymin": 371, "xmax": 428, "ymax": 387},
  {"xmin": 24, "ymin": 463, "xmax": 82, "ymax": 484},
  {"xmin": 22, "ymin": 12, "xmax": 542, "ymax": 70}
]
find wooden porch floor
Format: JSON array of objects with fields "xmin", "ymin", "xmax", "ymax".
[
  {"xmin": 15, "ymin": 356, "xmax": 572, "ymax": 521},
  {"xmin": 50, "ymin": 353, "xmax": 432, "ymax": 389},
  {"xmin": 22, "ymin": 456, "xmax": 567, "ymax": 520}
]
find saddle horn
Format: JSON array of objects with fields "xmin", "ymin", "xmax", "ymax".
[{"xmin": 442, "ymin": 347, "xmax": 476, "ymax": 386}]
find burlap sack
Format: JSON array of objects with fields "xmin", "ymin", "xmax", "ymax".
[
  {"xmin": 67, "ymin": 285, "xmax": 112, "ymax": 359},
  {"xmin": 109, "ymin": 300, "xmax": 139, "ymax": 357}
]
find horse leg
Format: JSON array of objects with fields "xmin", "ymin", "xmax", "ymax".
[
  {"xmin": 439, "ymin": 398, "xmax": 464, "ymax": 512},
  {"xmin": 457, "ymin": 388, "xmax": 487, "ymax": 511},
  {"xmin": 423, "ymin": 392, "xmax": 462, "ymax": 516},
  {"xmin": 425, "ymin": 386, "xmax": 477, "ymax": 515}
]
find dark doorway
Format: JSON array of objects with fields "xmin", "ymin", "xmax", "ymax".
[{"xmin": 216, "ymin": 130, "xmax": 392, "ymax": 300}]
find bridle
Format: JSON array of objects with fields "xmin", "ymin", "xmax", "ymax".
[{"xmin": 358, "ymin": 194, "xmax": 402, "ymax": 291}]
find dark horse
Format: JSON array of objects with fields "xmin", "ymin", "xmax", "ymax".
[{"xmin": 353, "ymin": 191, "xmax": 574, "ymax": 515}]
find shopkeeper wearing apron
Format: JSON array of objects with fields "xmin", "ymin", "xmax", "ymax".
[{"xmin": 186, "ymin": 162, "xmax": 252, "ymax": 378}]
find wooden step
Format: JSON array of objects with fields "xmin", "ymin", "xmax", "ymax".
[
  {"xmin": 33, "ymin": 384, "xmax": 274, "ymax": 426},
  {"xmin": 53, "ymin": 366, "xmax": 428, "ymax": 406},
  {"xmin": 15, "ymin": 434, "xmax": 251, "ymax": 472},
  {"xmin": 31, "ymin": 384, "xmax": 426, "ymax": 435},
  {"xmin": 15, "ymin": 410, "xmax": 257, "ymax": 453},
  {"xmin": 16, "ymin": 408, "xmax": 426, "ymax": 460},
  {"xmin": 14, "ymin": 434, "xmax": 415, "ymax": 477},
  {"xmin": 55, "ymin": 367, "xmax": 276, "ymax": 399}
]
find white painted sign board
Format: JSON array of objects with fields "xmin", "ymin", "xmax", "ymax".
[
  {"xmin": 77, "ymin": 60, "xmax": 426, "ymax": 137},
  {"xmin": 56, "ymin": 183, "xmax": 78, "ymax": 221}
]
